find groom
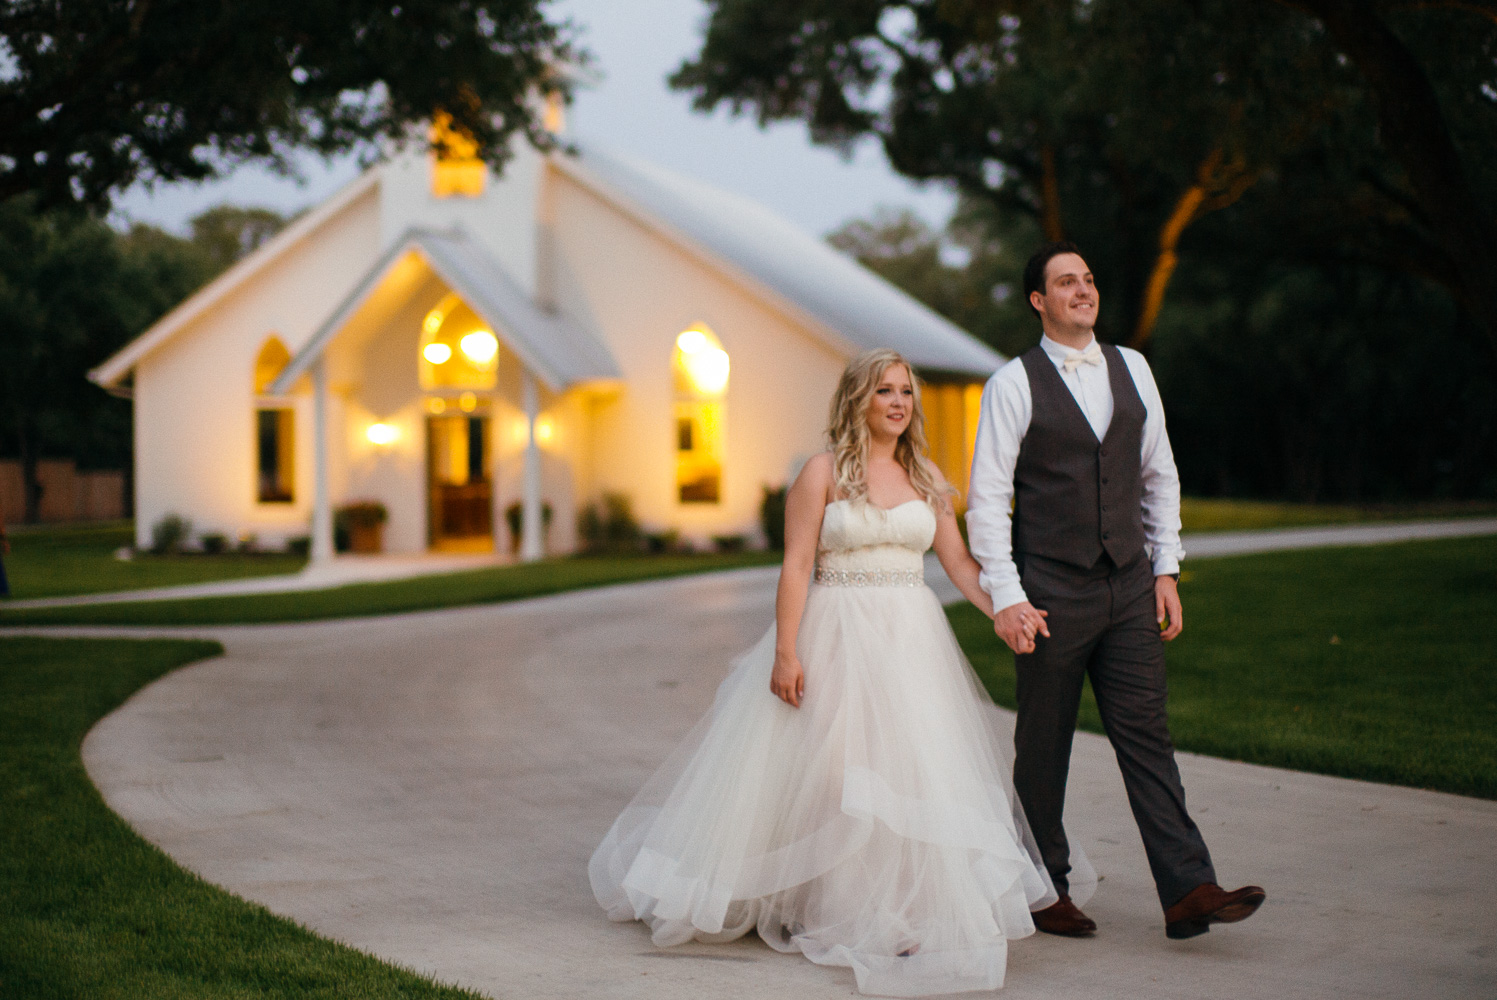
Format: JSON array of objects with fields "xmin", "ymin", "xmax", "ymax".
[{"xmin": 966, "ymin": 242, "xmax": 1264, "ymax": 940}]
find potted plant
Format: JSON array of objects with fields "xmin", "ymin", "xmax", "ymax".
[{"xmin": 336, "ymin": 501, "xmax": 388, "ymax": 554}]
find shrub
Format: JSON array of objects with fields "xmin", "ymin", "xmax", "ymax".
[
  {"xmin": 578, "ymin": 492, "xmax": 642, "ymax": 553},
  {"xmin": 286, "ymin": 535, "xmax": 311, "ymax": 557},
  {"xmin": 761, "ymin": 485, "xmax": 788, "ymax": 550},
  {"xmin": 712, "ymin": 533, "xmax": 747, "ymax": 553},
  {"xmin": 199, "ymin": 533, "xmax": 228, "ymax": 554},
  {"xmin": 149, "ymin": 514, "xmax": 192, "ymax": 555},
  {"xmin": 504, "ymin": 501, "xmax": 554, "ymax": 553},
  {"xmin": 645, "ymin": 528, "xmax": 685, "ymax": 554}
]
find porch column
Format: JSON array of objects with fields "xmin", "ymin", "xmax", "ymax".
[
  {"xmin": 520, "ymin": 369, "xmax": 544, "ymax": 562},
  {"xmin": 310, "ymin": 356, "xmax": 335, "ymax": 564}
]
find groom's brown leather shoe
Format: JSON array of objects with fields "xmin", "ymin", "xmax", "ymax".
[
  {"xmin": 1164, "ymin": 883, "xmax": 1266, "ymax": 939},
  {"xmin": 1032, "ymin": 894, "xmax": 1097, "ymax": 937}
]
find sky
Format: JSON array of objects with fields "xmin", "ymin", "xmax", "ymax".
[{"xmin": 111, "ymin": 0, "xmax": 956, "ymax": 240}]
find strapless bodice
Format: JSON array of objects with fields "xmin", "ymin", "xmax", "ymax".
[{"xmin": 815, "ymin": 499, "xmax": 936, "ymax": 583}]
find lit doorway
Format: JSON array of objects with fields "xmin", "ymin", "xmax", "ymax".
[{"xmin": 427, "ymin": 413, "xmax": 493, "ymax": 551}]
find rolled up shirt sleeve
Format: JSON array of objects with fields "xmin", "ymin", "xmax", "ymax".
[
  {"xmin": 1120, "ymin": 348, "xmax": 1185, "ymax": 576},
  {"xmin": 965, "ymin": 362, "xmax": 1032, "ymax": 613}
]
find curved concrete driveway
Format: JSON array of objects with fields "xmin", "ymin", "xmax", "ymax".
[{"xmin": 32, "ymin": 565, "xmax": 1497, "ymax": 998}]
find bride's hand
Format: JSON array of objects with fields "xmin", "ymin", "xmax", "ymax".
[{"xmin": 770, "ymin": 651, "xmax": 805, "ymax": 708}]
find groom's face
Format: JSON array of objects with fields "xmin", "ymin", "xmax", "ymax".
[{"xmin": 1033, "ymin": 253, "xmax": 1098, "ymax": 334}]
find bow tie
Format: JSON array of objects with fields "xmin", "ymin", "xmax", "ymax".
[{"xmin": 1061, "ymin": 344, "xmax": 1104, "ymax": 372}]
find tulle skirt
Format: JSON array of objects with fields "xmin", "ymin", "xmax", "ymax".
[{"xmin": 590, "ymin": 582, "xmax": 1094, "ymax": 997}]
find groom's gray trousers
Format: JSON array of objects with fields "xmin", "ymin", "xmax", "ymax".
[{"xmin": 1012, "ymin": 549, "xmax": 1216, "ymax": 909}]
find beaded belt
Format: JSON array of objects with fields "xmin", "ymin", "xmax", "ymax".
[{"xmin": 813, "ymin": 566, "xmax": 924, "ymax": 588}]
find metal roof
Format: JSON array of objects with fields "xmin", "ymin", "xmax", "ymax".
[
  {"xmin": 272, "ymin": 227, "xmax": 620, "ymax": 395},
  {"xmin": 558, "ymin": 145, "xmax": 1006, "ymax": 379}
]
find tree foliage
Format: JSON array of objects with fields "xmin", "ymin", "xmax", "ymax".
[
  {"xmin": 0, "ymin": 201, "xmax": 287, "ymax": 520},
  {"xmin": 673, "ymin": 0, "xmax": 1497, "ymax": 353},
  {"xmin": 0, "ymin": 0, "xmax": 580, "ymax": 209}
]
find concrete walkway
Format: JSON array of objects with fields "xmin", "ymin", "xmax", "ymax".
[
  {"xmin": 8, "ymin": 516, "xmax": 1496, "ymax": 610},
  {"xmin": 10, "ymin": 560, "xmax": 1493, "ymax": 999}
]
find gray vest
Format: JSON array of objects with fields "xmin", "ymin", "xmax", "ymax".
[{"xmin": 1013, "ymin": 343, "xmax": 1147, "ymax": 570}]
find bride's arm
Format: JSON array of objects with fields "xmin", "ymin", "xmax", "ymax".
[
  {"xmin": 771, "ymin": 454, "xmax": 831, "ymax": 707},
  {"xmin": 930, "ymin": 475, "xmax": 997, "ymax": 620}
]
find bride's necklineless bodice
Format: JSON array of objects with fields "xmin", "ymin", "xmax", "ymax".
[{"xmin": 816, "ymin": 499, "xmax": 935, "ymax": 582}]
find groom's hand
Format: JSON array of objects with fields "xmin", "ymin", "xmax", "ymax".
[
  {"xmin": 995, "ymin": 602, "xmax": 1049, "ymax": 655},
  {"xmin": 1156, "ymin": 575, "xmax": 1183, "ymax": 640}
]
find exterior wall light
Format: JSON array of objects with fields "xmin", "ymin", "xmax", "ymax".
[
  {"xmin": 423, "ymin": 342, "xmax": 453, "ymax": 364},
  {"xmin": 366, "ymin": 422, "xmax": 398, "ymax": 446}
]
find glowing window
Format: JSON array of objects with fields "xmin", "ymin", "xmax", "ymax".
[
  {"xmin": 419, "ymin": 293, "xmax": 499, "ymax": 391},
  {"xmin": 674, "ymin": 325, "xmax": 728, "ymax": 504},
  {"xmin": 429, "ymin": 111, "xmax": 486, "ymax": 198},
  {"xmin": 254, "ymin": 337, "xmax": 295, "ymax": 503}
]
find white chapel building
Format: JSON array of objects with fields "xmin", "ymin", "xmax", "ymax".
[{"xmin": 92, "ymin": 130, "xmax": 1004, "ymax": 561}]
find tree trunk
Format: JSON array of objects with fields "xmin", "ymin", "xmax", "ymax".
[
  {"xmin": 1039, "ymin": 143, "xmax": 1066, "ymax": 241},
  {"xmin": 17, "ymin": 419, "xmax": 42, "ymax": 524},
  {"xmin": 1130, "ymin": 149, "xmax": 1259, "ymax": 348},
  {"xmin": 1288, "ymin": 0, "xmax": 1497, "ymax": 357}
]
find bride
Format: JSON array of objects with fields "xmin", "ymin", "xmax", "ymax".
[{"xmin": 590, "ymin": 349, "xmax": 1092, "ymax": 996}]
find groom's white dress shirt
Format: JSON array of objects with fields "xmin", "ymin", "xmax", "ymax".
[{"xmin": 966, "ymin": 334, "xmax": 1185, "ymax": 613}]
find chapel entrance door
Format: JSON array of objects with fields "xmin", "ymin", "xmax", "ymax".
[{"xmin": 427, "ymin": 413, "xmax": 493, "ymax": 551}]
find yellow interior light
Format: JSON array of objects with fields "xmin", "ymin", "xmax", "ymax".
[
  {"xmin": 535, "ymin": 416, "xmax": 555, "ymax": 444},
  {"xmin": 423, "ymin": 342, "xmax": 453, "ymax": 365},
  {"xmin": 423, "ymin": 309, "xmax": 445, "ymax": 335},
  {"xmin": 676, "ymin": 329, "xmax": 709, "ymax": 355},
  {"xmin": 366, "ymin": 422, "xmax": 398, "ymax": 446},
  {"xmin": 684, "ymin": 346, "xmax": 731, "ymax": 395},
  {"xmin": 459, "ymin": 330, "xmax": 499, "ymax": 365},
  {"xmin": 459, "ymin": 391, "xmax": 478, "ymax": 413},
  {"xmin": 427, "ymin": 397, "xmax": 447, "ymax": 414}
]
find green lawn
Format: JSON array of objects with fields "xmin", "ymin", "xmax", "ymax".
[
  {"xmin": 948, "ymin": 534, "xmax": 1497, "ymax": 799},
  {"xmin": 0, "ymin": 636, "xmax": 485, "ymax": 1000},
  {"xmin": 4, "ymin": 522, "xmax": 304, "ymax": 599},
  {"xmin": 0, "ymin": 550, "xmax": 781, "ymax": 626},
  {"xmin": 1178, "ymin": 497, "xmax": 1497, "ymax": 533}
]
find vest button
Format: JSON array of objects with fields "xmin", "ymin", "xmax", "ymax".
[
  {"xmin": 1101, "ymin": 505, "xmax": 1109, "ymax": 512},
  {"xmin": 1099, "ymin": 448, "xmax": 1108, "ymax": 457},
  {"xmin": 1102, "ymin": 477, "xmax": 1110, "ymax": 485},
  {"xmin": 1102, "ymin": 532, "xmax": 1111, "ymax": 540}
]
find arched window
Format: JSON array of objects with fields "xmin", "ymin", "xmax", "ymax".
[
  {"xmin": 254, "ymin": 337, "xmax": 295, "ymax": 503},
  {"xmin": 673, "ymin": 325, "xmax": 729, "ymax": 504},
  {"xmin": 419, "ymin": 293, "xmax": 499, "ymax": 391}
]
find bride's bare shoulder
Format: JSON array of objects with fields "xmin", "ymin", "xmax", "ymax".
[{"xmin": 792, "ymin": 452, "xmax": 836, "ymax": 504}]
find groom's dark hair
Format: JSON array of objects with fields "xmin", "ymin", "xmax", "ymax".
[{"xmin": 1023, "ymin": 241, "xmax": 1084, "ymax": 318}]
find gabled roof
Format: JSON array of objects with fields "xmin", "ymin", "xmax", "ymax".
[
  {"xmin": 271, "ymin": 228, "xmax": 620, "ymax": 395},
  {"xmin": 89, "ymin": 166, "xmax": 384, "ymax": 391},
  {"xmin": 553, "ymin": 145, "xmax": 1006, "ymax": 379}
]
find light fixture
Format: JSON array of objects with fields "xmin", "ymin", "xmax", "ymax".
[
  {"xmin": 676, "ymin": 329, "xmax": 709, "ymax": 355},
  {"xmin": 459, "ymin": 329, "xmax": 499, "ymax": 365},
  {"xmin": 366, "ymin": 422, "xmax": 398, "ymax": 446},
  {"xmin": 535, "ymin": 415, "xmax": 555, "ymax": 444},
  {"xmin": 423, "ymin": 342, "xmax": 452, "ymax": 364},
  {"xmin": 459, "ymin": 391, "xmax": 478, "ymax": 412},
  {"xmin": 683, "ymin": 346, "xmax": 730, "ymax": 395},
  {"xmin": 426, "ymin": 397, "xmax": 447, "ymax": 414},
  {"xmin": 423, "ymin": 309, "xmax": 445, "ymax": 335}
]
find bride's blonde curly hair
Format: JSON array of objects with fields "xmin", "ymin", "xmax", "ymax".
[{"xmin": 826, "ymin": 349, "xmax": 956, "ymax": 510}]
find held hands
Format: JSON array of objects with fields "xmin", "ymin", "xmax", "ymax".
[
  {"xmin": 770, "ymin": 649, "xmax": 806, "ymax": 707},
  {"xmin": 994, "ymin": 601, "xmax": 1050, "ymax": 655},
  {"xmin": 1155, "ymin": 575, "xmax": 1183, "ymax": 640}
]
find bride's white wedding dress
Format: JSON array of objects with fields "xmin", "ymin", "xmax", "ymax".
[{"xmin": 590, "ymin": 498, "xmax": 1094, "ymax": 997}]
